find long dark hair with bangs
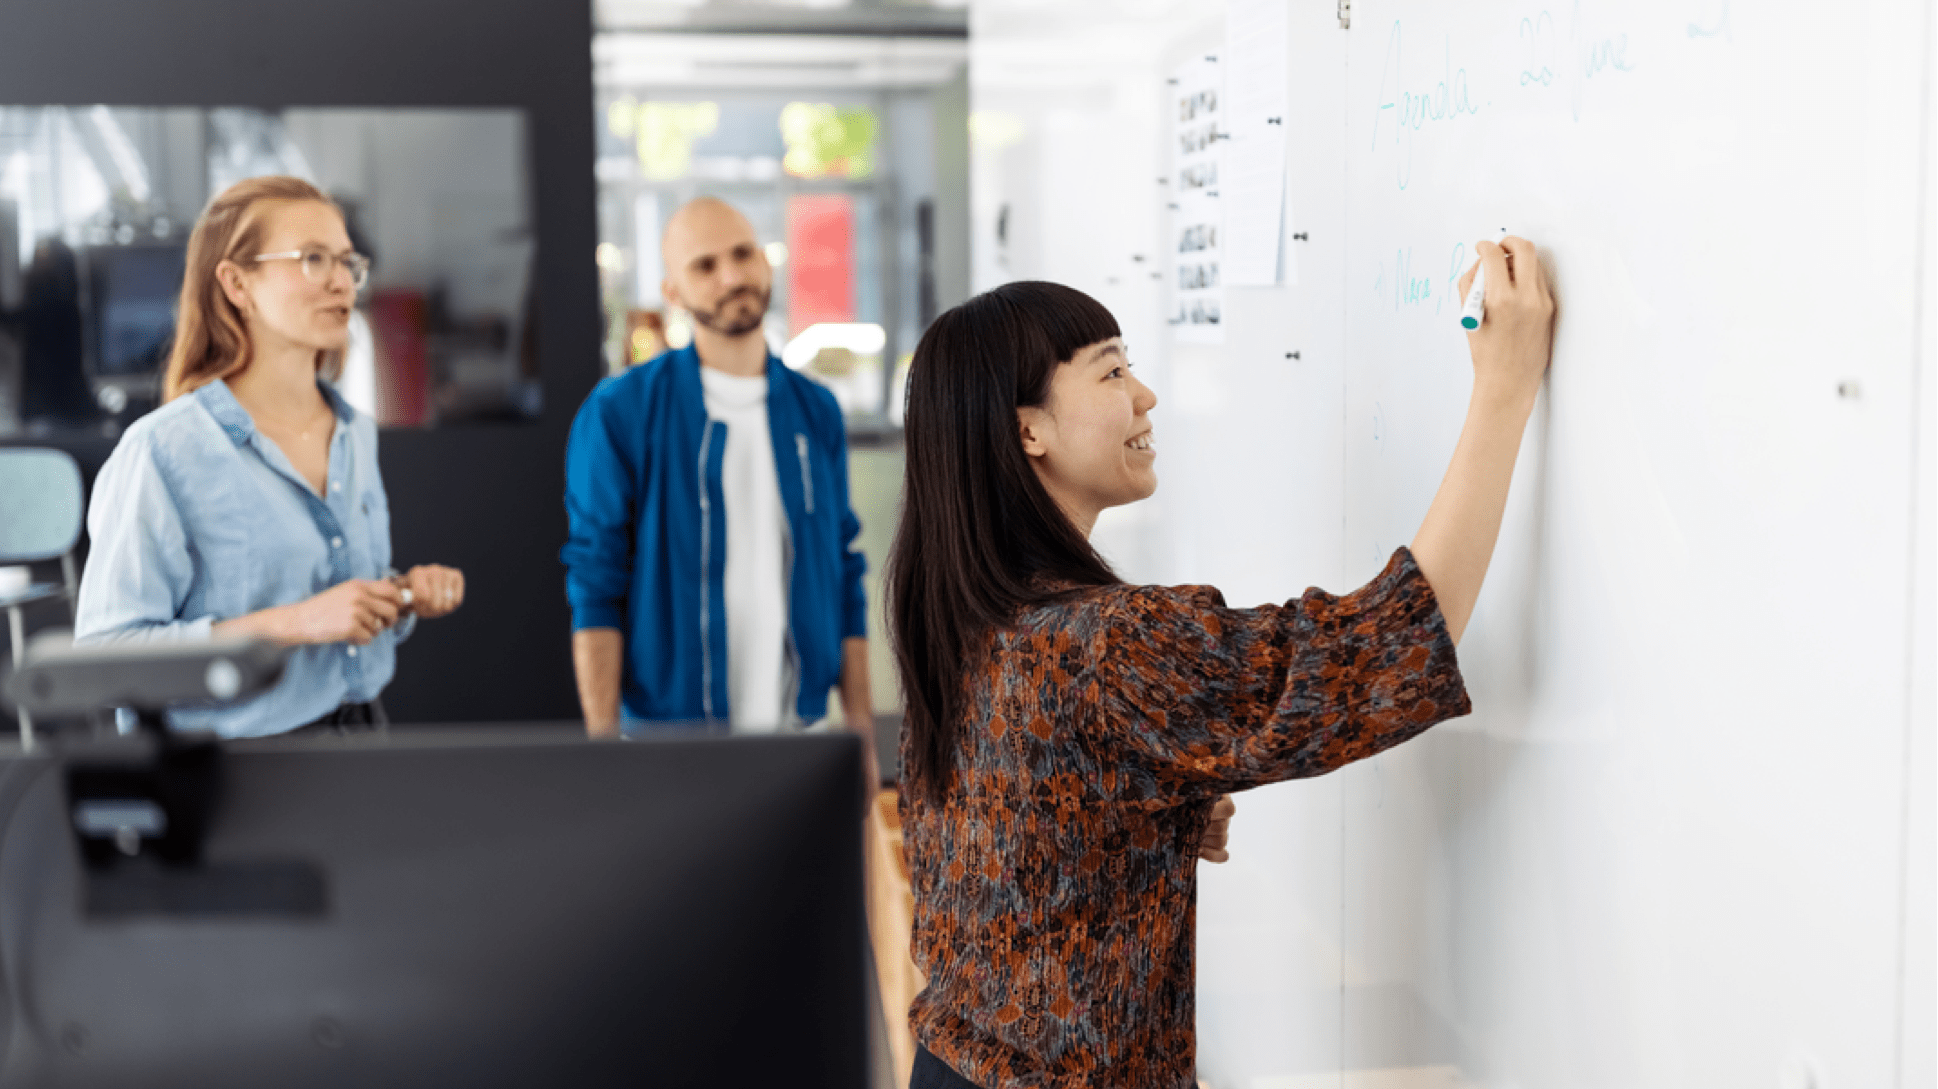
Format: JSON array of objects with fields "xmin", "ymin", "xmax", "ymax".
[{"xmin": 887, "ymin": 281, "xmax": 1125, "ymax": 804}]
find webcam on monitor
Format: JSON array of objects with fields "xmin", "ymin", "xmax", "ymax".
[{"xmin": 9, "ymin": 633, "xmax": 288, "ymax": 721}]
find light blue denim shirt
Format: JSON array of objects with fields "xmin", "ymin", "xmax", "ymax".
[{"xmin": 75, "ymin": 379, "xmax": 411, "ymax": 738}]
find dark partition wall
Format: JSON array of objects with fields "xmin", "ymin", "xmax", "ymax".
[{"xmin": 0, "ymin": 0, "xmax": 600, "ymax": 722}]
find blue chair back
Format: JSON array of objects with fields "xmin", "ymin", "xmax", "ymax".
[{"xmin": 0, "ymin": 448, "xmax": 84, "ymax": 563}]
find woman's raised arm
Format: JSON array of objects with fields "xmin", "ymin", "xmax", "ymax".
[{"xmin": 1409, "ymin": 235, "xmax": 1557, "ymax": 644}]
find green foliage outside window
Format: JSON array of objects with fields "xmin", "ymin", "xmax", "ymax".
[
  {"xmin": 608, "ymin": 99, "xmax": 720, "ymax": 180},
  {"xmin": 779, "ymin": 103, "xmax": 877, "ymax": 179}
]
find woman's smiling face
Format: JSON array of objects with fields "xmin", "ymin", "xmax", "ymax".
[{"xmin": 1016, "ymin": 336, "xmax": 1159, "ymax": 537}]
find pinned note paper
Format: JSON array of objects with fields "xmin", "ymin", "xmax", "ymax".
[
  {"xmin": 1222, "ymin": 0, "xmax": 1290, "ymax": 287},
  {"xmin": 1169, "ymin": 55, "xmax": 1225, "ymax": 343}
]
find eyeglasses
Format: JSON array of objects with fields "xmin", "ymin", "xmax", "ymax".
[{"xmin": 255, "ymin": 249, "xmax": 371, "ymax": 291}]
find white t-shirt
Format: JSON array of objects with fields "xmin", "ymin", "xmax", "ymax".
[{"xmin": 699, "ymin": 366, "xmax": 793, "ymax": 733}]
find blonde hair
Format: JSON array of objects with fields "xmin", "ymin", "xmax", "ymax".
[{"xmin": 162, "ymin": 176, "xmax": 344, "ymax": 401}]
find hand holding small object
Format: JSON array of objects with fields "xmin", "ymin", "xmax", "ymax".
[
  {"xmin": 290, "ymin": 579, "xmax": 403, "ymax": 645},
  {"xmin": 1455, "ymin": 235, "xmax": 1556, "ymax": 403},
  {"xmin": 392, "ymin": 564, "xmax": 466, "ymax": 620}
]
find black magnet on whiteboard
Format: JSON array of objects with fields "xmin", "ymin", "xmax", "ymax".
[
  {"xmin": 1292, "ymin": 232, "xmax": 1309, "ymax": 241},
  {"xmin": 1267, "ymin": 117, "xmax": 1283, "ymax": 125},
  {"xmin": 1286, "ymin": 351, "xmax": 1301, "ymax": 360}
]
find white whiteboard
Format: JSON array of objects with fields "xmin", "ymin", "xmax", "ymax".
[{"xmin": 969, "ymin": 0, "xmax": 1935, "ymax": 1085}]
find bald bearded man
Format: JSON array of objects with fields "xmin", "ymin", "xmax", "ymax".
[{"xmin": 562, "ymin": 198, "xmax": 877, "ymax": 784}]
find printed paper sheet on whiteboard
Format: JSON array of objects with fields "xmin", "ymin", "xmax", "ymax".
[
  {"xmin": 1222, "ymin": 0, "xmax": 1291, "ymax": 286},
  {"xmin": 1169, "ymin": 56, "xmax": 1225, "ymax": 343}
]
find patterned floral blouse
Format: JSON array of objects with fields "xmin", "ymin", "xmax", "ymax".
[{"xmin": 900, "ymin": 548, "xmax": 1471, "ymax": 1088}]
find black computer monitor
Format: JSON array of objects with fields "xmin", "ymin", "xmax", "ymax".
[
  {"xmin": 0, "ymin": 729, "xmax": 868, "ymax": 1088},
  {"xmin": 87, "ymin": 242, "xmax": 187, "ymax": 376}
]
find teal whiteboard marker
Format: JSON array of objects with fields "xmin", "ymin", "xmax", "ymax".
[{"xmin": 1458, "ymin": 229, "xmax": 1508, "ymax": 330}]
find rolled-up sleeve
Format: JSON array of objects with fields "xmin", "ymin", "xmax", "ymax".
[
  {"xmin": 1095, "ymin": 547, "xmax": 1470, "ymax": 797},
  {"xmin": 561, "ymin": 385, "xmax": 638, "ymax": 632},
  {"xmin": 74, "ymin": 432, "xmax": 215, "ymax": 646}
]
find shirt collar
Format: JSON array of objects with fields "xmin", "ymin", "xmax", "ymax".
[
  {"xmin": 194, "ymin": 377, "xmax": 354, "ymax": 447},
  {"xmin": 316, "ymin": 379, "xmax": 355, "ymax": 423},
  {"xmin": 193, "ymin": 380, "xmax": 255, "ymax": 446}
]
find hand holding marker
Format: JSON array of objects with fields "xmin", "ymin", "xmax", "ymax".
[{"xmin": 1459, "ymin": 229, "xmax": 1510, "ymax": 330}]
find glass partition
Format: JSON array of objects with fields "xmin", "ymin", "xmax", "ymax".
[
  {"xmin": 0, "ymin": 106, "xmax": 535, "ymax": 436},
  {"xmin": 593, "ymin": 89, "xmax": 942, "ymax": 436}
]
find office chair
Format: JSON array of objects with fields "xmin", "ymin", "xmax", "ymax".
[{"xmin": 0, "ymin": 447, "xmax": 84, "ymax": 747}]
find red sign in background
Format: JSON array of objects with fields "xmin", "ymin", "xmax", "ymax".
[{"xmin": 786, "ymin": 194, "xmax": 854, "ymax": 337}]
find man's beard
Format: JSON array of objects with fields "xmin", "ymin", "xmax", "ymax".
[{"xmin": 690, "ymin": 286, "xmax": 770, "ymax": 337}]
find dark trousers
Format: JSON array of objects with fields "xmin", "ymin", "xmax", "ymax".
[{"xmin": 911, "ymin": 1045, "xmax": 981, "ymax": 1089}]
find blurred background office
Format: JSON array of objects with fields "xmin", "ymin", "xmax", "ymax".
[
  {"xmin": 0, "ymin": 0, "xmax": 971, "ymax": 736},
  {"xmin": 589, "ymin": 0, "xmax": 970, "ymax": 723}
]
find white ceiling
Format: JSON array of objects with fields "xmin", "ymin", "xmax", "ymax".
[
  {"xmin": 596, "ymin": 0, "xmax": 968, "ymax": 34},
  {"xmin": 594, "ymin": 32, "xmax": 967, "ymax": 88}
]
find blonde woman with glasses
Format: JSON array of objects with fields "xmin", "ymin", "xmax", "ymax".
[{"xmin": 76, "ymin": 176, "xmax": 465, "ymax": 738}]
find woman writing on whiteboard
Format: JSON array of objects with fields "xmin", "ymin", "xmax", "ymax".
[
  {"xmin": 887, "ymin": 238, "xmax": 1556, "ymax": 1088},
  {"xmin": 76, "ymin": 176, "xmax": 465, "ymax": 738}
]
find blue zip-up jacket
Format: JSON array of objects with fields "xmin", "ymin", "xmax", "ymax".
[{"xmin": 561, "ymin": 344, "xmax": 868, "ymax": 725}]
